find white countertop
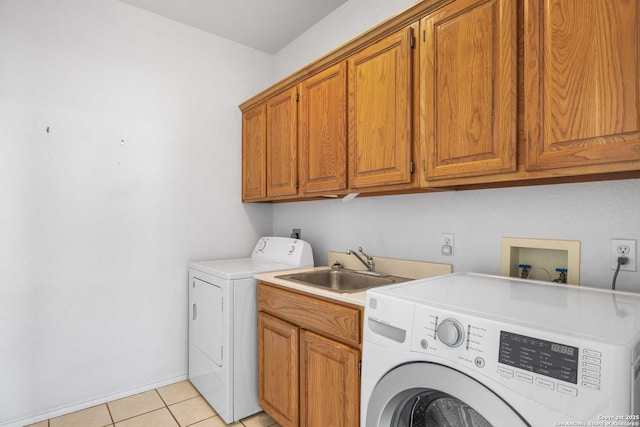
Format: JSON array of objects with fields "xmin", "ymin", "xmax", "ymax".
[{"xmin": 254, "ymin": 267, "xmax": 368, "ymax": 306}]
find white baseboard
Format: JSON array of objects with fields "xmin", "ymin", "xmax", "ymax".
[{"xmin": 2, "ymin": 373, "xmax": 188, "ymax": 427}]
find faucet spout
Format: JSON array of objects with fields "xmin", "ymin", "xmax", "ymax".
[{"xmin": 346, "ymin": 247, "xmax": 375, "ymax": 272}]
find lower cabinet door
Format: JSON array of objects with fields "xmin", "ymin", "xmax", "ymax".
[
  {"xmin": 258, "ymin": 312, "xmax": 299, "ymax": 427},
  {"xmin": 300, "ymin": 330, "xmax": 360, "ymax": 427}
]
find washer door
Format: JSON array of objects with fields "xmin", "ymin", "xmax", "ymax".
[{"xmin": 366, "ymin": 363, "xmax": 529, "ymax": 427}]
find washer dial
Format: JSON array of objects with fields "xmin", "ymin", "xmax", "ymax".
[{"xmin": 436, "ymin": 318, "xmax": 465, "ymax": 347}]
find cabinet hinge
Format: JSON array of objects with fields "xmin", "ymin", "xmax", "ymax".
[
  {"xmin": 358, "ymin": 360, "xmax": 362, "ymax": 376},
  {"xmin": 423, "ymin": 30, "xmax": 426, "ymax": 43},
  {"xmin": 295, "ymin": 180, "xmax": 299, "ymax": 189},
  {"xmin": 410, "ymin": 161, "xmax": 415, "ymax": 174},
  {"xmin": 410, "ymin": 35, "xmax": 416, "ymax": 49},
  {"xmin": 296, "ymin": 93, "xmax": 299, "ymax": 102}
]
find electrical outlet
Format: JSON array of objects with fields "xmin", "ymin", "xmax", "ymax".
[
  {"xmin": 441, "ymin": 233, "xmax": 454, "ymax": 246},
  {"xmin": 611, "ymin": 239, "xmax": 637, "ymax": 271},
  {"xmin": 291, "ymin": 228, "xmax": 301, "ymax": 239},
  {"xmin": 441, "ymin": 233, "xmax": 454, "ymax": 256}
]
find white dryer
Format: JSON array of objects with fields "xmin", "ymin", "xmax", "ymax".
[
  {"xmin": 362, "ymin": 273, "xmax": 640, "ymax": 426},
  {"xmin": 189, "ymin": 237, "xmax": 313, "ymax": 424}
]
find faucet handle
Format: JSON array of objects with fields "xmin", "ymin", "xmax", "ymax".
[{"xmin": 358, "ymin": 247, "xmax": 372, "ymax": 260}]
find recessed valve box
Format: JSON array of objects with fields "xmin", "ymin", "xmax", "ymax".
[{"xmin": 500, "ymin": 237, "xmax": 581, "ymax": 285}]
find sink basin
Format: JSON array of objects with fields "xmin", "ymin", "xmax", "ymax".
[{"xmin": 276, "ymin": 269, "xmax": 411, "ymax": 293}]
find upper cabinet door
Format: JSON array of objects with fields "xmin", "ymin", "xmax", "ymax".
[
  {"xmin": 267, "ymin": 88, "xmax": 298, "ymax": 198},
  {"xmin": 421, "ymin": 0, "xmax": 517, "ymax": 181},
  {"xmin": 299, "ymin": 63, "xmax": 348, "ymax": 194},
  {"xmin": 242, "ymin": 103, "xmax": 267, "ymax": 201},
  {"xmin": 525, "ymin": 0, "xmax": 640, "ymax": 171},
  {"xmin": 347, "ymin": 28, "xmax": 413, "ymax": 189}
]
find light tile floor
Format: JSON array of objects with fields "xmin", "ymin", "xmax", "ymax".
[{"xmin": 25, "ymin": 380, "xmax": 280, "ymax": 427}]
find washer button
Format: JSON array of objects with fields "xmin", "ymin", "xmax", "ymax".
[
  {"xmin": 497, "ymin": 367, "xmax": 514, "ymax": 378},
  {"xmin": 582, "ymin": 369, "xmax": 600, "ymax": 378},
  {"xmin": 584, "ymin": 356, "xmax": 601, "ymax": 365},
  {"xmin": 516, "ymin": 372, "xmax": 533, "ymax": 383},
  {"xmin": 420, "ymin": 339, "xmax": 429, "ymax": 350},
  {"xmin": 474, "ymin": 357, "xmax": 485, "ymax": 368},
  {"xmin": 583, "ymin": 363, "xmax": 601, "ymax": 371},
  {"xmin": 535, "ymin": 378, "xmax": 554, "ymax": 390},
  {"xmin": 557, "ymin": 384, "xmax": 578, "ymax": 397},
  {"xmin": 584, "ymin": 349, "xmax": 601, "ymax": 358},
  {"xmin": 582, "ymin": 382, "xmax": 601, "ymax": 391},
  {"xmin": 582, "ymin": 376, "xmax": 600, "ymax": 385}
]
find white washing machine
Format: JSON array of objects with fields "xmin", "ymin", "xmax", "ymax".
[
  {"xmin": 362, "ymin": 273, "xmax": 640, "ymax": 426},
  {"xmin": 189, "ymin": 237, "xmax": 313, "ymax": 424}
]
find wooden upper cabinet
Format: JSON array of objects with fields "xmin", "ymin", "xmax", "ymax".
[
  {"xmin": 525, "ymin": 0, "xmax": 640, "ymax": 171},
  {"xmin": 266, "ymin": 87, "xmax": 298, "ymax": 198},
  {"xmin": 347, "ymin": 28, "xmax": 413, "ymax": 189},
  {"xmin": 420, "ymin": 0, "xmax": 517, "ymax": 181},
  {"xmin": 299, "ymin": 63, "xmax": 348, "ymax": 194},
  {"xmin": 242, "ymin": 103, "xmax": 267, "ymax": 201}
]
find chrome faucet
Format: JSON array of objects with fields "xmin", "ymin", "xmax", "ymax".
[{"xmin": 347, "ymin": 247, "xmax": 375, "ymax": 272}]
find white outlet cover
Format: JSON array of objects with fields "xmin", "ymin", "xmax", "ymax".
[
  {"xmin": 441, "ymin": 233, "xmax": 454, "ymax": 246},
  {"xmin": 611, "ymin": 239, "xmax": 637, "ymax": 272}
]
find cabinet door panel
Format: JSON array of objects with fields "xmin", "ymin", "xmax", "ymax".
[
  {"xmin": 299, "ymin": 63, "xmax": 348, "ymax": 194},
  {"xmin": 348, "ymin": 28, "xmax": 413, "ymax": 188},
  {"xmin": 258, "ymin": 312, "xmax": 299, "ymax": 427},
  {"xmin": 421, "ymin": 0, "xmax": 516, "ymax": 180},
  {"xmin": 300, "ymin": 330, "xmax": 359, "ymax": 427},
  {"xmin": 525, "ymin": 0, "xmax": 640, "ymax": 170},
  {"xmin": 267, "ymin": 88, "xmax": 298, "ymax": 198},
  {"xmin": 242, "ymin": 104, "xmax": 267, "ymax": 200}
]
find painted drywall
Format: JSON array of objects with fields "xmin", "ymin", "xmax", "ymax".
[
  {"xmin": 0, "ymin": 1, "xmax": 273, "ymax": 425},
  {"xmin": 273, "ymin": 180, "xmax": 640, "ymax": 290},
  {"xmin": 274, "ymin": 0, "xmax": 416, "ymax": 79},
  {"xmin": 271, "ymin": 0, "xmax": 640, "ymax": 291}
]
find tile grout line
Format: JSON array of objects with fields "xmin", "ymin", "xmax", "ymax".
[
  {"xmin": 155, "ymin": 387, "xmax": 185, "ymax": 427},
  {"xmin": 184, "ymin": 415, "xmax": 218, "ymax": 427},
  {"xmin": 105, "ymin": 400, "xmax": 115, "ymax": 426},
  {"xmin": 33, "ymin": 381, "xmax": 247, "ymax": 427},
  {"xmin": 106, "ymin": 390, "xmax": 171, "ymax": 426}
]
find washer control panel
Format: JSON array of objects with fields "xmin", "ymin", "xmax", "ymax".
[{"xmin": 408, "ymin": 304, "xmax": 628, "ymax": 419}]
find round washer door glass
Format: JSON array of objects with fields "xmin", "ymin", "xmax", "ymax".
[
  {"xmin": 366, "ymin": 363, "xmax": 529, "ymax": 427},
  {"xmin": 392, "ymin": 390, "xmax": 491, "ymax": 426}
]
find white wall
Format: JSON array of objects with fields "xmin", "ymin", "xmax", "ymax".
[
  {"xmin": 273, "ymin": 180, "xmax": 640, "ymax": 289},
  {"xmin": 274, "ymin": 0, "xmax": 417, "ymax": 79},
  {"xmin": 272, "ymin": 0, "xmax": 640, "ymax": 291},
  {"xmin": 0, "ymin": 1, "xmax": 273, "ymax": 425}
]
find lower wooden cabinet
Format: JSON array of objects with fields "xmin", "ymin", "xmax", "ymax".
[
  {"xmin": 257, "ymin": 282, "xmax": 362, "ymax": 427},
  {"xmin": 258, "ymin": 312, "xmax": 299, "ymax": 427},
  {"xmin": 300, "ymin": 330, "xmax": 359, "ymax": 427}
]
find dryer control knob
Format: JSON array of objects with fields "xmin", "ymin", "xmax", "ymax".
[{"xmin": 436, "ymin": 318, "xmax": 465, "ymax": 347}]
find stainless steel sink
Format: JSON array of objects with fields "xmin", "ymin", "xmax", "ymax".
[{"xmin": 276, "ymin": 269, "xmax": 411, "ymax": 293}]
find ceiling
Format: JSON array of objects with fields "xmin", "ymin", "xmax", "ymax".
[{"xmin": 118, "ymin": 0, "xmax": 348, "ymax": 54}]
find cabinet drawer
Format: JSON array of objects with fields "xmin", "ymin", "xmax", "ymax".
[{"xmin": 258, "ymin": 282, "xmax": 361, "ymax": 347}]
